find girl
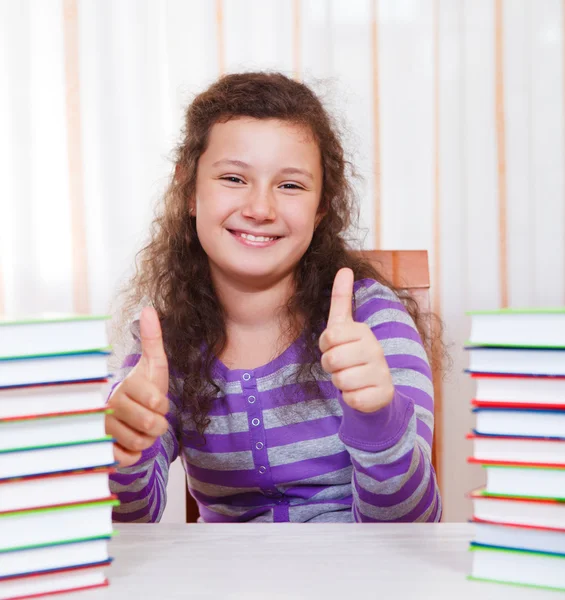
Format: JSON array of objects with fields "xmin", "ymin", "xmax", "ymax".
[{"xmin": 106, "ymin": 72, "xmax": 441, "ymax": 523}]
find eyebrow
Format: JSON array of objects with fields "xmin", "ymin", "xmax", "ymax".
[
  {"xmin": 211, "ymin": 159, "xmax": 250, "ymax": 169},
  {"xmin": 211, "ymin": 159, "xmax": 314, "ymax": 182}
]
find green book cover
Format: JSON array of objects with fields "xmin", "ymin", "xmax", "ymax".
[
  {"xmin": 466, "ymin": 342, "xmax": 565, "ymax": 349},
  {"xmin": 467, "ymin": 575, "xmax": 565, "ymax": 593},
  {"xmin": 469, "ymin": 544, "xmax": 565, "ymax": 560},
  {"xmin": 466, "ymin": 308, "xmax": 565, "ymax": 316},
  {"xmin": 0, "ymin": 435, "xmax": 113, "ymax": 455},
  {"xmin": 479, "ymin": 489, "xmax": 565, "ymax": 502},
  {"xmin": 0, "ymin": 314, "xmax": 110, "ymax": 326},
  {"xmin": 0, "ymin": 497, "xmax": 119, "ymax": 520},
  {"xmin": 0, "ymin": 348, "xmax": 112, "ymax": 361},
  {"xmin": 482, "ymin": 463, "xmax": 565, "ymax": 472},
  {"xmin": 0, "ymin": 531, "xmax": 117, "ymax": 554}
]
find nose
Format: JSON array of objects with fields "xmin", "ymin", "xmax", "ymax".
[{"xmin": 241, "ymin": 187, "xmax": 276, "ymax": 222}]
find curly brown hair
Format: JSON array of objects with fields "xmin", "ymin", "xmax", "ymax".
[{"xmin": 115, "ymin": 71, "xmax": 439, "ymax": 436}]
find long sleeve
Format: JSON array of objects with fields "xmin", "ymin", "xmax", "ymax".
[
  {"xmin": 107, "ymin": 321, "xmax": 181, "ymax": 523},
  {"xmin": 338, "ymin": 281, "xmax": 442, "ymax": 523}
]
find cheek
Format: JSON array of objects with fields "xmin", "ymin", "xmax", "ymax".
[
  {"xmin": 196, "ymin": 187, "xmax": 234, "ymax": 223},
  {"xmin": 284, "ymin": 201, "xmax": 320, "ymax": 234}
]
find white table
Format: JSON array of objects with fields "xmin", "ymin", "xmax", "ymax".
[{"xmin": 75, "ymin": 523, "xmax": 548, "ymax": 599}]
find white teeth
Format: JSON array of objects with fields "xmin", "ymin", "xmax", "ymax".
[{"xmin": 240, "ymin": 233, "xmax": 277, "ymax": 242}]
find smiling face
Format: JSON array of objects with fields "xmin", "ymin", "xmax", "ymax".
[{"xmin": 194, "ymin": 117, "xmax": 323, "ymax": 288}]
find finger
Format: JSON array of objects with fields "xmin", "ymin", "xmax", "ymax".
[
  {"xmin": 120, "ymin": 375, "xmax": 170, "ymax": 416},
  {"xmin": 331, "ymin": 364, "xmax": 377, "ymax": 392},
  {"xmin": 112, "ymin": 443, "xmax": 141, "ymax": 469},
  {"xmin": 139, "ymin": 306, "xmax": 169, "ymax": 393},
  {"xmin": 342, "ymin": 387, "xmax": 381, "ymax": 413},
  {"xmin": 321, "ymin": 340, "xmax": 369, "ymax": 374},
  {"xmin": 106, "ymin": 414, "xmax": 160, "ymax": 452},
  {"xmin": 327, "ymin": 268, "xmax": 354, "ymax": 326},
  {"xmin": 319, "ymin": 322, "xmax": 364, "ymax": 353},
  {"xmin": 110, "ymin": 394, "xmax": 169, "ymax": 437}
]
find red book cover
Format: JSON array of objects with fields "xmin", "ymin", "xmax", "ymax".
[
  {"xmin": 467, "ymin": 457, "xmax": 565, "ymax": 469},
  {"xmin": 472, "ymin": 516, "xmax": 565, "ymax": 533},
  {"xmin": 0, "ymin": 466, "xmax": 115, "ymax": 486},
  {"xmin": 1, "ymin": 562, "xmax": 111, "ymax": 600},
  {"xmin": 0, "ymin": 408, "xmax": 110, "ymax": 424},
  {"xmin": 471, "ymin": 399, "xmax": 565, "ymax": 409}
]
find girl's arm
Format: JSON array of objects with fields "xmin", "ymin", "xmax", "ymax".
[
  {"xmin": 108, "ymin": 322, "xmax": 181, "ymax": 523},
  {"xmin": 321, "ymin": 273, "xmax": 441, "ymax": 523}
]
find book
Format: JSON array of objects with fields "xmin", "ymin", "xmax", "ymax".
[
  {"xmin": 473, "ymin": 463, "xmax": 565, "ymax": 499},
  {"xmin": 0, "ymin": 380, "xmax": 109, "ymax": 420},
  {"xmin": 0, "ymin": 468, "xmax": 113, "ymax": 513},
  {"xmin": 0, "ymin": 312, "xmax": 117, "ymax": 596},
  {"xmin": 0, "ymin": 410, "xmax": 109, "ymax": 453},
  {"xmin": 468, "ymin": 433, "xmax": 565, "ymax": 465},
  {"xmin": 471, "ymin": 373, "xmax": 565, "ymax": 408},
  {"xmin": 0, "ymin": 314, "xmax": 110, "ymax": 360},
  {"xmin": 467, "ymin": 306, "xmax": 565, "ymax": 590},
  {"xmin": 469, "ymin": 545, "xmax": 565, "ymax": 591},
  {"xmin": 0, "ymin": 498, "xmax": 117, "ymax": 552},
  {"xmin": 473, "ymin": 407, "xmax": 565, "ymax": 439},
  {"xmin": 467, "ymin": 308, "xmax": 565, "ymax": 349},
  {"xmin": 0, "ymin": 537, "xmax": 111, "ymax": 578},
  {"xmin": 466, "ymin": 347, "xmax": 565, "ymax": 376},
  {"xmin": 0, "ymin": 351, "xmax": 111, "ymax": 388},
  {"xmin": 473, "ymin": 520, "xmax": 565, "ymax": 554},
  {"xmin": 471, "ymin": 490, "xmax": 565, "ymax": 529},
  {"xmin": 0, "ymin": 562, "xmax": 110, "ymax": 600},
  {"xmin": 0, "ymin": 439, "xmax": 115, "ymax": 479}
]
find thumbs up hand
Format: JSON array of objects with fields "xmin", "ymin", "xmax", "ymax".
[
  {"xmin": 106, "ymin": 307, "xmax": 171, "ymax": 467},
  {"xmin": 319, "ymin": 268, "xmax": 394, "ymax": 414}
]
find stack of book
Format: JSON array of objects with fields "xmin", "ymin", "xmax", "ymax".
[
  {"xmin": 0, "ymin": 315, "xmax": 117, "ymax": 599},
  {"xmin": 465, "ymin": 308, "xmax": 565, "ymax": 592}
]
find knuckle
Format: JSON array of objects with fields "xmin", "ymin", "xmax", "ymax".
[
  {"xmin": 332, "ymin": 372, "xmax": 345, "ymax": 390},
  {"xmin": 124, "ymin": 452, "xmax": 142, "ymax": 468},
  {"xmin": 159, "ymin": 395, "xmax": 170, "ymax": 414},
  {"xmin": 157, "ymin": 417, "xmax": 169, "ymax": 436},
  {"xmin": 349, "ymin": 393, "xmax": 362, "ymax": 409},
  {"xmin": 131, "ymin": 434, "xmax": 147, "ymax": 451},
  {"xmin": 143, "ymin": 415, "xmax": 155, "ymax": 432},
  {"xmin": 325, "ymin": 328, "xmax": 338, "ymax": 347},
  {"xmin": 326, "ymin": 350, "xmax": 338, "ymax": 371},
  {"xmin": 345, "ymin": 391, "xmax": 364, "ymax": 410}
]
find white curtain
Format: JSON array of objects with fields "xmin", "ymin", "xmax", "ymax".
[{"xmin": 1, "ymin": 0, "xmax": 564, "ymax": 522}]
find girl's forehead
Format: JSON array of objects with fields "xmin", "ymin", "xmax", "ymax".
[
  {"xmin": 201, "ymin": 117, "xmax": 321, "ymax": 173},
  {"xmin": 208, "ymin": 117, "xmax": 316, "ymax": 148}
]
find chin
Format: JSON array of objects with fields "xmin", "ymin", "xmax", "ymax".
[{"xmin": 212, "ymin": 258, "xmax": 291, "ymax": 284}]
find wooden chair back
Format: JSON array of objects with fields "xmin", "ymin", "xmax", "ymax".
[{"xmin": 185, "ymin": 249, "xmax": 441, "ymax": 523}]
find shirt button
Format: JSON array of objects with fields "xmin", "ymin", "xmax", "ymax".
[
  {"xmin": 251, "ymin": 418, "xmax": 260, "ymax": 427},
  {"xmin": 243, "ymin": 373, "xmax": 251, "ymax": 381},
  {"xmin": 248, "ymin": 395, "xmax": 256, "ymax": 404},
  {"xmin": 258, "ymin": 466, "xmax": 266, "ymax": 474},
  {"xmin": 255, "ymin": 442, "xmax": 264, "ymax": 450}
]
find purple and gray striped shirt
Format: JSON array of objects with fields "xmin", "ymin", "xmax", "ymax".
[{"xmin": 109, "ymin": 278, "xmax": 441, "ymax": 523}]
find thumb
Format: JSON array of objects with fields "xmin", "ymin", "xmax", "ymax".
[
  {"xmin": 328, "ymin": 268, "xmax": 354, "ymax": 326},
  {"xmin": 139, "ymin": 306, "xmax": 169, "ymax": 395}
]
